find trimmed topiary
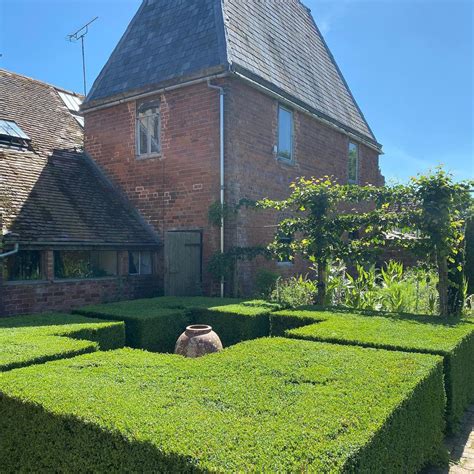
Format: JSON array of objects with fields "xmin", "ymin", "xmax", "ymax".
[
  {"xmin": 0, "ymin": 338, "xmax": 446, "ymax": 472},
  {"xmin": 0, "ymin": 313, "xmax": 125, "ymax": 371},
  {"xmin": 282, "ymin": 309, "xmax": 474, "ymax": 431}
]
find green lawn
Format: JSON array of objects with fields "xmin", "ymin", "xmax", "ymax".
[{"xmin": 0, "ymin": 338, "xmax": 445, "ymax": 472}]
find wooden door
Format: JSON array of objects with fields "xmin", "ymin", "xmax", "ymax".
[{"xmin": 164, "ymin": 231, "xmax": 202, "ymax": 296}]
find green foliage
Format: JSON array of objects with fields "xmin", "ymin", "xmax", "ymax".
[
  {"xmin": 269, "ymin": 274, "xmax": 317, "ymax": 308},
  {"xmin": 466, "ymin": 217, "xmax": 474, "ymax": 295},
  {"xmin": 207, "ymin": 246, "xmax": 270, "ymax": 281},
  {"xmin": 0, "ymin": 339, "xmax": 445, "ymax": 472},
  {"xmin": 0, "ymin": 313, "xmax": 125, "ymax": 371},
  {"xmin": 325, "ymin": 261, "xmax": 439, "ymax": 314},
  {"xmin": 77, "ymin": 298, "xmax": 271, "ymax": 351},
  {"xmin": 408, "ymin": 169, "xmax": 473, "ymax": 315},
  {"xmin": 254, "ymin": 269, "xmax": 279, "ymax": 297},
  {"xmin": 284, "ymin": 309, "xmax": 474, "ymax": 430},
  {"xmin": 192, "ymin": 303, "xmax": 271, "ymax": 346}
]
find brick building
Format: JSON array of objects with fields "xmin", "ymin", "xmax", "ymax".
[
  {"xmin": 1, "ymin": 0, "xmax": 384, "ymax": 314},
  {"xmin": 0, "ymin": 70, "xmax": 160, "ymax": 316},
  {"xmin": 82, "ymin": 0, "xmax": 383, "ymax": 296}
]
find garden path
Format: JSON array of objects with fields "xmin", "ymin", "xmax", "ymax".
[{"xmin": 428, "ymin": 404, "xmax": 474, "ymax": 473}]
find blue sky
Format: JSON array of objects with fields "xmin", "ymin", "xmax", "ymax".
[{"xmin": 1, "ymin": 0, "xmax": 472, "ymax": 183}]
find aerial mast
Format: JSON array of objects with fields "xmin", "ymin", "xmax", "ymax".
[{"xmin": 67, "ymin": 16, "xmax": 98, "ymax": 96}]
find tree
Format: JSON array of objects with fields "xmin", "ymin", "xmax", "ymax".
[
  {"xmin": 257, "ymin": 177, "xmax": 407, "ymax": 305},
  {"xmin": 408, "ymin": 169, "xmax": 473, "ymax": 316}
]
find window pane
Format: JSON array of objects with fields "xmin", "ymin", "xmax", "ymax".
[
  {"xmin": 278, "ymin": 106, "xmax": 293, "ymax": 160},
  {"xmin": 150, "ymin": 113, "xmax": 160, "ymax": 153},
  {"xmin": 348, "ymin": 142, "xmax": 359, "ymax": 183},
  {"xmin": 3, "ymin": 250, "xmax": 42, "ymax": 281},
  {"xmin": 139, "ymin": 119, "xmax": 148, "ymax": 155},
  {"xmin": 54, "ymin": 250, "xmax": 91, "ymax": 279},
  {"xmin": 91, "ymin": 251, "xmax": 117, "ymax": 276},
  {"xmin": 129, "ymin": 251, "xmax": 139, "ymax": 275},
  {"xmin": 140, "ymin": 251, "xmax": 152, "ymax": 275}
]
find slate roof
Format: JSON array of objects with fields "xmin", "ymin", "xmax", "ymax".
[
  {"xmin": 0, "ymin": 69, "xmax": 159, "ymax": 246},
  {"xmin": 85, "ymin": 0, "xmax": 378, "ymax": 147}
]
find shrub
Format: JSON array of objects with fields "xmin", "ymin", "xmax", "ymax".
[
  {"xmin": 0, "ymin": 313, "xmax": 125, "ymax": 371},
  {"xmin": 191, "ymin": 303, "xmax": 271, "ymax": 346},
  {"xmin": 269, "ymin": 275, "xmax": 317, "ymax": 308},
  {"xmin": 254, "ymin": 269, "xmax": 279, "ymax": 297},
  {"xmin": 283, "ymin": 309, "xmax": 474, "ymax": 431},
  {"xmin": 0, "ymin": 338, "xmax": 446, "ymax": 472},
  {"xmin": 75, "ymin": 297, "xmax": 245, "ymax": 352}
]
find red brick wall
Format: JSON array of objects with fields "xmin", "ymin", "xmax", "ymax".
[
  {"xmin": 84, "ymin": 77, "xmax": 382, "ymax": 297},
  {"xmin": 1, "ymin": 276, "xmax": 159, "ymax": 317},
  {"xmin": 85, "ymin": 82, "xmax": 222, "ymax": 293},
  {"xmin": 224, "ymin": 78, "xmax": 383, "ymax": 294}
]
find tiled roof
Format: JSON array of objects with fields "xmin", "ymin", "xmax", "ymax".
[
  {"xmin": 85, "ymin": 0, "xmax": 378, "ymax": 146},
  {"xmin": 0, "ymin": 69, "xmax": 159, "ymax": 246}
]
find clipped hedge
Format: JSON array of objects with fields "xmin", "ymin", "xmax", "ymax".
[
  {"xmin": 0, "ymin": 338, "xmax": 446, "ymax": 472},
  {"xmin": 0, "ymin": 313, "xmax": 125, "ymax": 371},
  {"xmin": 283, "ymin": 309, "xmax": 474, "ymax": 431},
  {"xmin": 192, "ymin": 303, "xmax": 271, "ymax": 346},
  {"xmin": 75, "ymin": 297, "xmax": 269, "ymax": 352}
]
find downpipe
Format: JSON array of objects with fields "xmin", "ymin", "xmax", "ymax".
[
  {"xmin": 0, "ymin": 243, "xmax": 19, "ymax": 259},
  {"xmin": 207, "ymin": 80, "xmax": 225, "ymax": 298}
]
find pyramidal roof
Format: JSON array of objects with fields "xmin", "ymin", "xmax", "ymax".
[{"xmin": 85, "ymin": 0, "xmax": 379, "ymax": 146}]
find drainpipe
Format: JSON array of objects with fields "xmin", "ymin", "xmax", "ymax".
[{"xmin": 207, "ymin": 80, "xmax": 225, "ymax": 298}]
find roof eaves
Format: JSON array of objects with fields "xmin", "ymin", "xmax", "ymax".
[
  {"xmin": 230, "ymin": 64, "xmax": 382, "ymax": 151},
  {"xmin": 304, "ymin": 5, "xmax": 379, "ymax": 144}
]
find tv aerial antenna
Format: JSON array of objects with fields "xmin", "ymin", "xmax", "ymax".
[{"xmin": 67, "ymin": 16, "xmax": 98, "ymax": 96}]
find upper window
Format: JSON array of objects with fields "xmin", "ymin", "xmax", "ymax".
[
  {"xmin": 277, "ymin": 105, "xmax": 293, "ymax": 162},
  {"xmin": 2, "ymin": 250, "xmax": 42, "ymax": 281},
  {"xmin": 57, "ymin": 90, "xmax": 84, "ymax": 127},
  {"xmin": 136, "ymin": 101, "xmax": 161, "ymax": 157},
  {"xmin": 348, "ymin": 142, "xmax": 359, "ymax": 184}
]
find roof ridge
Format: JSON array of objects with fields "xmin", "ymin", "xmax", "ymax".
[{"xmin": 0, "ymin": 69, "xmax": 84, "ymax": 98}]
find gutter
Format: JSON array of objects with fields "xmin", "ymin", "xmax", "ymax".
[
  {"xmin": 82, "ymin": 72, "xmax": 230, "ymax": 114},
  {"xmin": 207, "ymin": 79, "xmax": 225, "ymax": 298},
  {"xmin": 0, "ymin": 243, "xmax": 19, "ymax": 259}
]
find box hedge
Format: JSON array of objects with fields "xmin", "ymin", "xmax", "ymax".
[
  {"xmin": 0, "ymin": 338, "xmax": 446, "ymax": 472},
  {"xmin": 283, "ymin": 309, "xmax": 474, "ymax": 431},
  {"xmin": 75, "ymin": 297, "xmax": 270, "ymax": 352},
  {"xmin": 0, "ymin": 313, "xmax": 125, "ymax": 371}
]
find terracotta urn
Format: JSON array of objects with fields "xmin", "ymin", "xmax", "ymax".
[{"xmin": 174, "ymin": 325, "xmax": 223, "ymax": 358}]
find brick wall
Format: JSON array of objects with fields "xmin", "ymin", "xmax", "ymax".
[
  {"xmin": 224, "ymin": 78, "xmax": 383, "ymax": 294},
  {"xmin": 85, "ymin": 82, "xmax": 222, "ymax": 293},
  {"xmin": 1, "ymin": 276, "xmax": 159, "ymax": 317},
  {"xmin": 84, "ymin": 76, "xmax": 382, "ymax": 297}
]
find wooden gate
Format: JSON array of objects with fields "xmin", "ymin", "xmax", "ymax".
[{"xmin": 164, "ymin": 231, "xmax": 202, "ymax": 296}]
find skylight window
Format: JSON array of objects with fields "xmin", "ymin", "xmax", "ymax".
[
  {"xmin": 0, "ymin": 119, "xmax": 31, "ymax": 148},
  {"xmin": 57, "ymin": 90, "xmax": 84, "ymax": 127}
]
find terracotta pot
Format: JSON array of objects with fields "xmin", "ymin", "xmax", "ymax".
[{"xmin": 174, "ymin": 325, "xmax": 223, "ymax": 358}]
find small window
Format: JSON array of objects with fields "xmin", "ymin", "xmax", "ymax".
[
  {"xmin": 277, "ymin": 105, "xmax": 293, "ymax": 161},
  {"xmin": 276, "ymin": 233, "xmax": 294, "ymax": 264},
  {"xmin": 2, "ymin": 250, "xmax": 42, "ymax": 281},
  {"xmin": 54, "ymin": 250, "xmax": 117, "ymax": 279},
  {"xmin": 129, "ymin": 251, "xmax": 152, "ymax": 275},
  {"xmin": 348, "ymin": 142, "xmax": 359, "ymax": 184},
  {"xmin": 136, "ymin": 101, "xmax": 161, "ymax": 157},
  {"xmin": 0, "ymin": 119, "xmax": 31, "ymax": 148}
]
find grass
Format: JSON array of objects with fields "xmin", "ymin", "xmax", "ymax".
[
  {"xmin": 0, "ymin": 338, "xmax": 446, "ymax": 472},
  {"xmin": 0, "ymin": 313, "xmax": 125, "ymax": 371}
]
